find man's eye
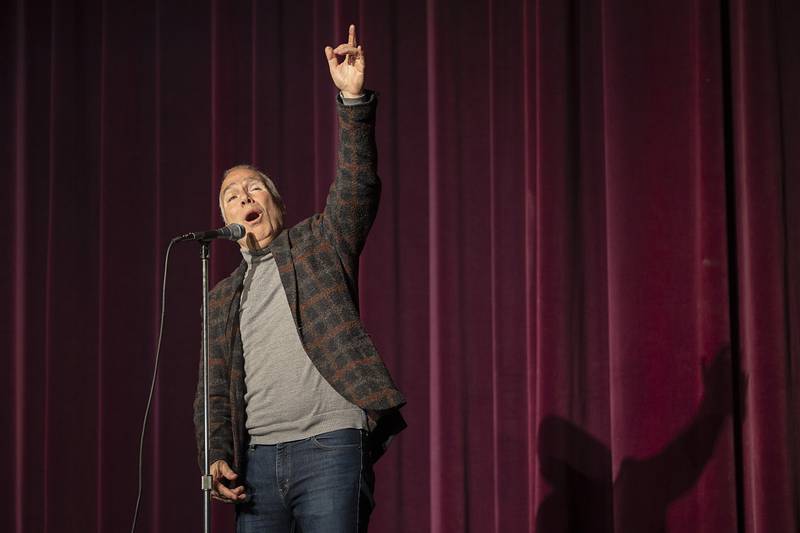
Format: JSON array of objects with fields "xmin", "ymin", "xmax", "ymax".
[
  {"xmin": 226, "ymin": 195, "xmax": 237, "ymax": 202},
  {"xmin": 251, "ymin": 186, "xmax": 262, "ymax": 191}
]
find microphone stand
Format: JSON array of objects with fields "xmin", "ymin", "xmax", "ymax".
[
  {"xmin": 199, "ymin": 239, "xmax": 212, "ymax": 533},
  {"xmin": 175, "ymin": 224, "xmax": 241, "ymax": 533}
]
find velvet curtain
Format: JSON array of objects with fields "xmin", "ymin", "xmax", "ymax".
[{"xmin": 2, "ymin": 0, "xmax": 798, "ymax": 531}]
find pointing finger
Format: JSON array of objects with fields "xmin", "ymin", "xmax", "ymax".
[
  {"xmin": 348, "ymin": 24, "xmax": 356, "ymax": 47},
  {"xmin": 347, "ymin": 25, "xmax": 355, "ymax": 65}
]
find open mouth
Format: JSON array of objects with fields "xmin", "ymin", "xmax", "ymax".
[{"xmin": 245, "ymin": 210, "xmax": 262, "ymax": 224}]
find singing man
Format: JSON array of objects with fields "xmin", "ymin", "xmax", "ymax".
[{"xmin": 193, "ymin": 24, "xmax": 406, "ymax": 533}]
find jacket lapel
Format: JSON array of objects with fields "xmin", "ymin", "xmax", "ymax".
[
  {"xmin": 225, "ymin": 261, "xmax": 247, "ymax": 356},
  {"xmin": 270, "ymin": 230, "xmax": 302, "ymax": 336}
]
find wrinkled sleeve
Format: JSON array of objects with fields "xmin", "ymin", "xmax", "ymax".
[
  {"xmin": 321, "ymin": 91, "xmax": 380, "ymax": 259},
  {"xmin": 193, "ymin": 315, "xmax": 234, "ymax": 471}
]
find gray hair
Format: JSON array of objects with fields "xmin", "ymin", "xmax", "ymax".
[{"xmin": 219, "ymin": 164, "xmax": 283, "ymax": 223}]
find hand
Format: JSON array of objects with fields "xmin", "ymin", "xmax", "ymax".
[
  {"xmin": 210, "ymin": 459, "xmax": 247, "ymax": 503},
  {"xmin": 324, "ymin": 24, "xmax": 365, "ymax": 98}
]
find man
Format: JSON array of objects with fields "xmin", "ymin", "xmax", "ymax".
[{"xmin": 193, "ymin": 25, "xmax": 406, "ymax": 533}]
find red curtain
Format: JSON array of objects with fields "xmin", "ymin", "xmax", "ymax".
[{"xmin": 1, "ymin": 0, "xmax": 797, "ymax": 532}]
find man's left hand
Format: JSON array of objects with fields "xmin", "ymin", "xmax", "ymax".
[{"xmin": 325, "ymin": 24, "xmax": 365, "ymax": 98}]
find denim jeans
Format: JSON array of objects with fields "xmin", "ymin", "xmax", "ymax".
[{"xmin": 236, "ymin": 429, "xmax": 375, "ymax": 533}]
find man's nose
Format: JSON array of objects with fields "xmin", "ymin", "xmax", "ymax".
[{"xmin": 240, "ymin": 194, "xmax": 253, "ymax": 205}]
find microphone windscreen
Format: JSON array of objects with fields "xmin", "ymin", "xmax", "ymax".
[{"xmin": 228, "ymin": 223, "xmax": 246, "ymax": 240}]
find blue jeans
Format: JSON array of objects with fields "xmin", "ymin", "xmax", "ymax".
[{"xmin": 236, "ymin": 429, "xmax": 375, "ymax": 533}]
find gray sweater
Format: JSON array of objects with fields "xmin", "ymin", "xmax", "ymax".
[{"xmin": 239, "ymin": 248, "xmax": 365, "ymax": 445}]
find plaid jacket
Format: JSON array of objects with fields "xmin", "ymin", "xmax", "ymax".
[{"xmin": 193, "ymin": 93, "xmax": 406, "ymax": 473}]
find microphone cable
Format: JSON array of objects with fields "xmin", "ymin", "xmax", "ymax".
[{"xmin": 129, "ymin": 236, "xmax": 180, "ymax": 533}]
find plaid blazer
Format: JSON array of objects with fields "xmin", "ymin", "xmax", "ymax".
[{"xmin": 193, "ymin": 93, "xmax": 406, "ymax": 473}]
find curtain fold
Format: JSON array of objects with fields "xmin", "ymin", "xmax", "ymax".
[
  {"xmin": 729, "ymin": 0, "xmax": 800, "ymax": 528},
  {"xmin": 1, "ymin": 1, "xmax": 797, "ymax": 531}
]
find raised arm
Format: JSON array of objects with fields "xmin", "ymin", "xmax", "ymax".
[{"xmin": 321, "ymin": 25, "xmax": 380, "ymax": 259}]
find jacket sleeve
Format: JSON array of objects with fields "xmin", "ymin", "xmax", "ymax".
[
  {"xmin": 193, "ymin": 320, "xmax": 234, "ymax": 471},
  {"xmin": 321, "ymin": 91, "xmax": 381, "ymax": 260}
]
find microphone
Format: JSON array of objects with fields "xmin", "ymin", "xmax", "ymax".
[{"xmin": 176, "ymin": 223, "xmax": 245, "ymax": 242}]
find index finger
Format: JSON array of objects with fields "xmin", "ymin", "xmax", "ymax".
[{"xmin": 348, "ymin": 24, "xmax": 356, "ymax": 47}]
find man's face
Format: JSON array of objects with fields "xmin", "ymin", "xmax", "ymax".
[{"xmin": 220, "ymin": 168, "xmax": 285, "ymax": 250}]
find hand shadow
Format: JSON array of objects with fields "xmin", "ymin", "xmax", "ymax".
[{"xmin": 536, "ymin": 346, "xmax": 746, "ymax": 533}]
